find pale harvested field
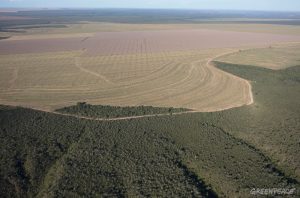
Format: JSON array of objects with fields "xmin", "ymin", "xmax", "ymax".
[
  {"xmin": 0, "ymin": 48, "xmax": 252, "ymax": 111},
  {"xmin": 3, "ymin": 22, "xmax": 300, "ymax": 37},
  {"xmin": 217, "ymin": 43, "xmax": 300, "ymax": 70},
  {"xmin": 1, "ymin": 29, "xmax": 300, "ymax": 55},
  {"xmin": 6, "ymin": 33, "xmax": 94, "ymax": 41},
  {"xmin": 184, "ymin": 23, "xmax": 300, "ymax": 35},
  {"xmin": 0, "ymin": 37, "xmax": 84, "ymax": 54},
  {"xmin": 85, "ymin": 30, "xmax": 300, "ymax": 56},
  {"xmin": 1, "ymin": 28, "xmax": 299, "ymax": 111}
]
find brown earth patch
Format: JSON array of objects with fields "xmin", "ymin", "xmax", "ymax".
[{"xmin": 1, "ymin": 29, "xmax": 300, "ymax": 55}]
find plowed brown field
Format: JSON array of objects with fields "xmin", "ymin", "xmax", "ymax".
[{"xmin": 1, "ymin": 29, "xmax": 300, "ymax": 55}]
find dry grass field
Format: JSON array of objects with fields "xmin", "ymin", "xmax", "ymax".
[
  {"xmin": 0, "ymin": 48, "xmax": 253, "ymax": 111},
  {"xmin": 1, "ymin": 29, "xmax": 300, "ymax": 55},
  {"xmin": 6, "ymin": 33, "xmax": 94, "ymax": 41},
  {"xmin": 84, "ymin": 30, "xmax": 300, "ymax": 56},
  {"xmin": 1, "ymin": 27, "xmax": 300, "ymax": 112},
  {"xmin": 2, "ymin": 22, "xmax": 300, "ymax": 38},
  {"xmin": 217, "ymin": 43, "xmax": 300, "ymax": 70}
]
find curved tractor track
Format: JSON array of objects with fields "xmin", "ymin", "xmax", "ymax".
[
  {"xmin": 0, "ymin": 50, "xmax": 253, "ymax": 114},
  {"xmin": 76, "ymin": 50, "xmax": 253, "ymax": 113}
]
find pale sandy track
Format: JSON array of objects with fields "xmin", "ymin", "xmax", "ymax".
[
  {"xmin": 74, "ymin": 57, "xmax": 115, "ymax": 85},
  {"xmin": 51, "ymin": 110, "xmax": 199, "ymax": 121},
  {"xmin": 0, "ymin": 102, "xmax": 196, "ymax": 121},
  {"xmin": 8, "ymin": 67, "xmax": 18, "ymax": 89},
  {"xmin": 206, "ymin": 51, "xmax": 254, "ymax": 106}
]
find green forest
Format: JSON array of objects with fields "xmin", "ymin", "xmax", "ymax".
[
  {"xmin": 56, "ymin": 103, "xmax": 190, "ymax": 119},
  {"xmin": 0, "ymin": 62, "xmax": 299, "ymax": 197}
]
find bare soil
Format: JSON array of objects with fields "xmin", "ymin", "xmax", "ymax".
[{"xmin": 1, "ymin": 29, "xmax": 300, "ymax": 55}]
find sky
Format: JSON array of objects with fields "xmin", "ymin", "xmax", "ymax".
[{"xmin": 0, "ymin": 0, "xmax": 300, "ymax": 12}]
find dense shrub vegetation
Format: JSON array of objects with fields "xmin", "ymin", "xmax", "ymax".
[
  {"xmin": 0, "ymin": 63, "xmax": 299, "ymax": 197},
  {"xmin": 213, "ymin": 61, "xmax": 300, "ymax": 181},
  {"xmin": 0, "ymin": 36, "xmax": 10, "ymax": 40},
  {"xmin": 56, "ymin": 103, "xmax": 190, "ymax": 118},
  {"xmin": 0, "ymin": 106, "xmax": 217, "ymax": 197}
]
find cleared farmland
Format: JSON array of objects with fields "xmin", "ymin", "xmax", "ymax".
[
  {"xmin": 1, "ymin": 29, "xmax": 300, "ymax": 55},
  {"xmin": 1, "ymin": 10, "xmax": 300, "ymax": 197},
  {"xmin": 2, "ymin": 21, "xmax": 300, "ymax": 38},
  {"xmin": 217, "ymin": 43, "xmax": 300, "ymax": 70},
  {"xmin": 0, "ymin": 29, "xmax": 299, "ymax": 111},
  {"xmin": 0, "ymin": 49, "xmax": 252, "ymax": 111}
]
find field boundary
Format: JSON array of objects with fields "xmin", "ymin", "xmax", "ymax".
[{"xmin": 208, "ymin": 50, "xmax": 254, "ymax": 106}]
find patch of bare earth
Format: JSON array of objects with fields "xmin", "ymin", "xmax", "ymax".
[
  {"xmin": 2, "ymin": 29, "xmax": 298, "ymax": 112},
  {"xmin": 1, "ymin": 29, "xmax": 300, "ymax": 55},
  {"xmin": 217, "ymin": 43, "xmax": 300, "ymax": 70},
  {"xmin": 0, "ymin": 48, "xmax": 252, "ymax": 112}
]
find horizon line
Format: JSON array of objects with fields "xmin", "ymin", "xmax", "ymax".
[{"xmin": 0, "ymin": 7, "xmax": 300, "ymax": 13}]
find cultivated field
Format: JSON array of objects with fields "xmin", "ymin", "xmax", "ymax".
[
  {"xmin": 2, "ymin": 22, "xmax": 300, "ymax": 39},
  {"xmin": 217, "ymin": 43, "xmax": 300, "ymax": 70},
  {"xmin": 1, "ymin": 9, "xmax": 300, "ymax": 197},
  {"xmin": 1, "ymin": 29, "xmax": 300, "ymax": 55},
  {"xmin": 0, "ymin": 48, "xmax": 252, "ymax": 111},
  {"xmin": 1, "ymin": 28, "xmax": 300, "ymax": 111}
]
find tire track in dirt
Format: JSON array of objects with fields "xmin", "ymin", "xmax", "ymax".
[
  {"xmin": 207, "ymin": 51, "xmax": 254, "ymax": 106},
  {"xmin": 8, "ymin": 67, "xmax": 18, "ymax": 89},
  {"xmin": 177, "ymin": 51, "xmax": 253, "ymax": 111},
  {"xmin": 89, "ymin": 50, "xmax": 253, "ymax": 112},
  {"xmin": 23, "ymin": 106, "xmax": 197, "ymax": 121},
  {"xmin": 1, "ymin": 50, "xmax": 253, "ymax": 112},
  {"xmin": 74, "ymin": 57, "xmax": 115, "ymax": 85}
]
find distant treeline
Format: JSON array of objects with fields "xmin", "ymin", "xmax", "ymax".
[
  {"xmin": 1, "ymin": 9, "xmax": 300, "ymax": 28},
  {"xmin": 0, "ymin": 24, "xmax": 67, "ymax": 34},
  {"xmin": 0, "ymin": 36, "xmax": 10, "ymax": 40},
  {"xmin": 56, "ymin": 102, "xmax": 190, "ymax": 118}
]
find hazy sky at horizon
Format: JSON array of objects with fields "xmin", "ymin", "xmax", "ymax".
[{"xmin": 0, "ymin": 0, "xmax": 300, "ymax": 11}]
